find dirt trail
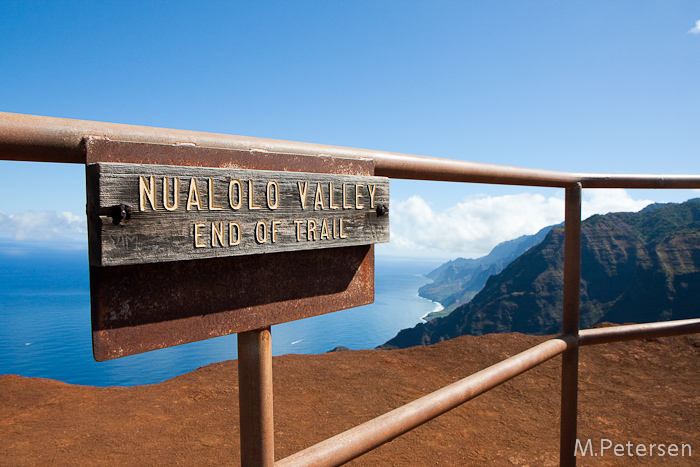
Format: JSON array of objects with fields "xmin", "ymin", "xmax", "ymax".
[{"xmin": 2, "ymin": 331, "xmax": 698, "ymax": 466}]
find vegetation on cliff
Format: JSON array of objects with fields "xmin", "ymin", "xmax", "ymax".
[
  {"xmin": 383, "ymin": 199, "xmax": 700, "ymax": 348},
  {"xmin": 418, "ymin": 226, "xmax": 553, "ymax": 315}
]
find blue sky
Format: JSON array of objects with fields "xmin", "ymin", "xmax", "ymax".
[{"xmin": 1, "ymin": 1, "xmax": 699, "ymax": 259}]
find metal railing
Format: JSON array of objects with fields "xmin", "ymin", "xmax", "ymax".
[{"xmin": 2, "ymin": 111, "xmax": 699, "ymax": 467}]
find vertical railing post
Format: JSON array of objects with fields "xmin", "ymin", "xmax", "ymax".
[
  {"xmin": 238, "ymin": 327, "xmax": 275, "ymax": 467},
  {"xmin": 560, "ymin": 183, "xmax": 581, "ymax": 466}
]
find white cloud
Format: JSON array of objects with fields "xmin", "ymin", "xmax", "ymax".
[
  {"xmin": 0, "ymin": 210, "xmax": 87, "ymax": 242},
  {"xmin": 0, "ymin": 191, "xmax": 654, "ymax": 256},
  {"xmin": 381, "ymin": 189, "xmax": 653, "ymax": 259},
  {"xmin": 385, "ymin": 192, "xmax": 565, "ymax": 259},
  {"xmin": 581, "ymin": 189, "xmax": 652, "ymax": 220},
  {"xmin": 689, "ymin": 20, "xmax": 700, "ymax": 35}
]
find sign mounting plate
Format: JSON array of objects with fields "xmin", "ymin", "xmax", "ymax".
[{"xmin": 84, "ymin": 137, "xmax": 388, "ymax": 361}]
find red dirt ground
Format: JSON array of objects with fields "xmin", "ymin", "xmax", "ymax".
[{"xmin": 2, "ymin": 331, "xmax": 698, "ymax": 466}]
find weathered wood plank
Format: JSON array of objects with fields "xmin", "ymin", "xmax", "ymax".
[{"xmin": 87, "ymin": 162, "xmax": 389, "ymax": 266}]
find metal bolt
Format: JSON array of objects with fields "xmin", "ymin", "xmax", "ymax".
[{"xmin": 112, "ymin": 204, "xmax": 132, "ymax": 225}]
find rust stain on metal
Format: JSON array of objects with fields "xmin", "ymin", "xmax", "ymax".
[
  {"xmin": 579, "ymin": 318, "xmax": 700, "ymax": 346},
  {"xmin": 84, "ymin": 137, "xmax": 374, "ymax": 176},
  {"xmin": 87, "ymin": 138, "xmax": 376, "ymax": 361},
  {"xmin": 91, "ymin": 245, "xmax": 374, "ymax": 361}
]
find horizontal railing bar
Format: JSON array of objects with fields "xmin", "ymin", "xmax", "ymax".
[
  {"xmin": 0, "ymin": 113, "xmax": 579, "ymax": 187},
  {"xmin": 374, "ymin": 155, "xmax": 700, "ymax": 189},
  {"xmin": 275, "ymin": 335, "xmax": 576, "ymax": 467},
  {"xmin": 579, "ymin": 318, "xmax": 700, "ymax": 346},
  {"xmin": 2, "ymin": 112, "xmax": 700, "ymax": 189}
]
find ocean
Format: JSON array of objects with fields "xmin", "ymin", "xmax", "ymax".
[{"xmin": 0, "ymin": 241, "xmax": 443, "ymax": 386}]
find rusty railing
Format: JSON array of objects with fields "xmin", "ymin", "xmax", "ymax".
[{"xmin": 2, "ymin": 112, "xmax": 699, "ymax": 467}]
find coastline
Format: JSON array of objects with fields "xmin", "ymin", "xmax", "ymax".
[
  {"xmin": 415, "ymin": 272, "xmax": 447, "ymax": 322},
  {"xmin": 419, "ymin": 299, "xmax": 444, "ymax": 322},
  {"xmin": 1, "ymin": 252, "xmax": 447, "ymax": 386}
]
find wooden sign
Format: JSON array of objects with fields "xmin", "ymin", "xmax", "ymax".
[
  {"xmin": 84, "ymin": 138, "xmax": 383, "ymax": 361},
  {"xmin": 87, "ymin": 162, "xmax": 389, "ymax": 266}
]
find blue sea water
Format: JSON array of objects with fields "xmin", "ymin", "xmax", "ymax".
[{"xmin": 0, "ymin": 241, "xmax": 443, "ymax": 387}]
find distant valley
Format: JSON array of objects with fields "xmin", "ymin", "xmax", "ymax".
[
  {"xmin": 418, "ymin": 225, "xmax": 553, "ymax": 319},
  {"xmin": 384, "ymin": 198, "xmax": 700, "ymax": 349}
]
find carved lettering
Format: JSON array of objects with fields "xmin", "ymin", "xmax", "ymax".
[
  {"xmin": 294, "ymin": 219, "xmax": 304, "ymax": 241},
  {"xmin": 255, "ymin": 220, "xmax": 267, "ymax": 243},
  {"xmin": 194, "ymin": 222, "xmax": 206, "ymax": 247},
  {"xmin": 314, "ymin": 182, "xmax": 325, "ymax": 210},
  {"xmin": 91, "ymin": 163, "xmax": 389, "ymax": 266},
  {"xmin": 329, "ymin": 182, "xmax": 340, "ymax": 209},
  {"xmin": 367, "ymin": 184, "xmax": 376, "ymax": 209},
  {"xmin": 267, "ymin": 181, "xmax": 279, "ymax": 209},
  {"xmin": 139, "ymin": 175, "xmax": 156, "ymax": 211},
  {"xmin": 163, "ymin": 177, "xmax": 179, "ymax": 211},
  {"xmin": 229, "ymin": 179, "xmax": 242, "ymax": 210},
  {"xmin": 320, "ymin": 218, "xmax": 330, "ymax": 240},
  {"xmin": 355, "ymin": 183, "xmax": 364, "ymax": 209},
  {"xmin": 342, "ymin": 183, "xmax": 352, "ymax": 209},
  {"xmin": 212, "ymin": 221, "xmax": 225, "ymax": 246},
  {"xmin": 248, "ymin": 180, "xmax": 262, "ymax": 210},
  {"xmin": 298, "ymin": 181, "xmax": 309, "ymax": 209},
  {"xmin": 272, "ymin": 220, "xmax": 281, "ymax": 243},
  {"xmin": 307, "ymin": 219, "xmax": 317, "ymax": 241},
  {"xmin": 208, "ymin": 178, "xmax": 223, "ymax": 211},
  {"xmin": 229, "ymin": 222, "xmax": 241, "ymax": 246},
  {"xmin": 187, "ymin": 178, "xmax": 203, "ymax": 211}
]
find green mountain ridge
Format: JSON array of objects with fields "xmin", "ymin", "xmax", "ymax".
[
  {"xmin": 382, "ymin": 198, "xmax": 700, "ymax": 349},
  {"xmin": 418, "ymin": 225, "xmax": 553, "ymax": 315}
]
